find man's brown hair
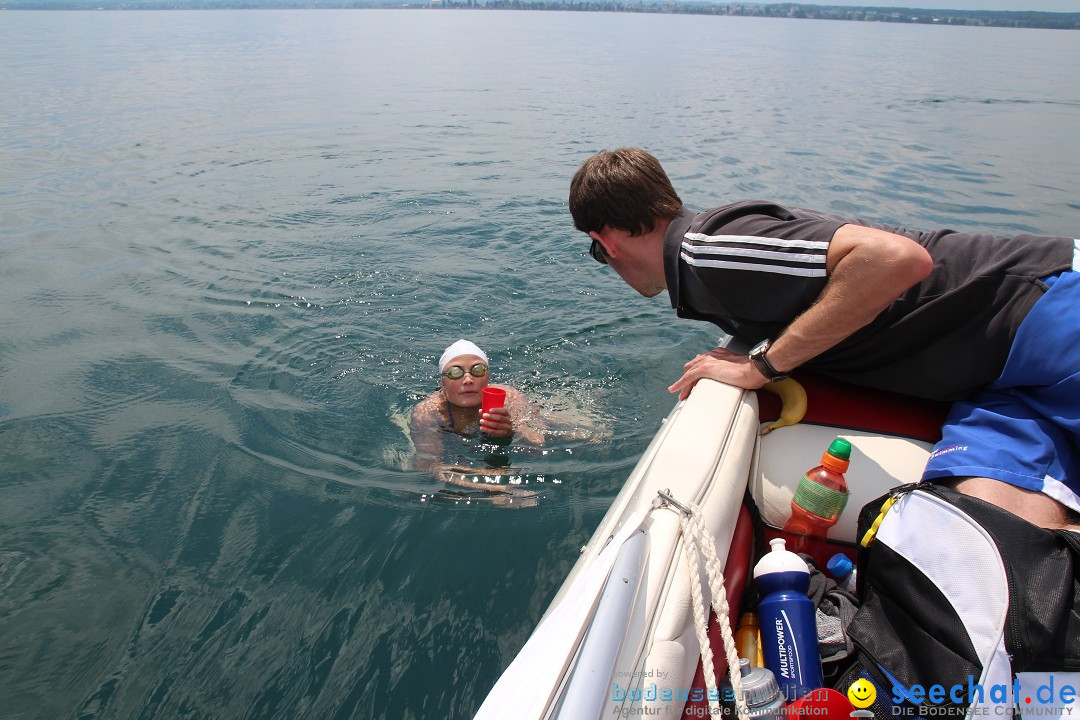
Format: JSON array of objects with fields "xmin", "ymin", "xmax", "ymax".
[{"xmin": 569, "ymin": 147, "xmax": 683, "ymax": 236}]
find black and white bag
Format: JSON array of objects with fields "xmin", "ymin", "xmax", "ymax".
[{"xmin": 832, "ymin": 483, "xmax": 1080, "ymax": 717}]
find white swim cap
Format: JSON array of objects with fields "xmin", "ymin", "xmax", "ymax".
[{"xmin": 438, "ymin": 339, "xmax": 489, "ymax": 373}]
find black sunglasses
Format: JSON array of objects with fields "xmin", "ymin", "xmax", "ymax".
[{"xmin": 589, "ymin": 238, "xmax": 609, "ymax": 265}]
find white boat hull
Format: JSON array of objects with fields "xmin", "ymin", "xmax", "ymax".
[{"xmin": 477, "ymin": 376, "xmax": 943, "ymax": 719}]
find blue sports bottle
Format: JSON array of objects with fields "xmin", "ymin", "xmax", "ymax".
[{"xmin": 753, "ymin": 538, "xmax": 824, "ymax": 701}]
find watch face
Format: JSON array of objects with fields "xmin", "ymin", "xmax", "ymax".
[{"xmin": 750, "ymin": 339, "xmax": 783, "ymax": 380}]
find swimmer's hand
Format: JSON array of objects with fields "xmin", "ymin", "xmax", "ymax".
[
  {"xmin": 436, "ymin": 486, "xmax": 540, "ymax": 509},
  {"xmin": 480, "ymin": 407, "xmax": 513, "ymax": 437},
  {"xmin": 434, "ymin": 465, "xmax": 485, "ymax": 486}
]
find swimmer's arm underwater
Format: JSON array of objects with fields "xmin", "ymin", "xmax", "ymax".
[
  {"xmin": 409, "ymin": 400, "xmax": 450, "ymax": 477},
  {"xmin": 408, "ymin": 401, "xmax": 501, "ymax": 481}
]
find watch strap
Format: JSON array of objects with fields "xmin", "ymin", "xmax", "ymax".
[{"xmin": 751, "ymin": 340, "xmax": 788, "ymax": 381}]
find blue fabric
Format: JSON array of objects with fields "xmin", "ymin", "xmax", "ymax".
[{"xmin": 923, "ymin": 270, "xmax": 1080, "ymax": 513}]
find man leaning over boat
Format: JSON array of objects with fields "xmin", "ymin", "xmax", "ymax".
[
  {"xmin": 570, "ymin": 146, "xmax": 1080, "ymax": 531},
  {"xmin": 567, "ymin": 147, "xmax": 1080, "ymax": 685}
]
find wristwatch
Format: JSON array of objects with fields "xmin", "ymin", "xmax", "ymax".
[{"xmin": 749, "ymin": 339, "xmax": 788, "ymax": 381}]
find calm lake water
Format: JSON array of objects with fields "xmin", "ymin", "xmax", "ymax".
[{"xmin": 1, "ymin": 8, "xmax": 1078, "ymax": 719}]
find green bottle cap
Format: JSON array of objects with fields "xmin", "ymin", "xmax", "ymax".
[{"xmin": 828, "ymin": 437, "xmax": 852, "ymax": 461}]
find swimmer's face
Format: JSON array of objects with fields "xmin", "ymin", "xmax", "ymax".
[{"xmin": 440, "ymin": 354, "xmax": 489, "ymax": 407}]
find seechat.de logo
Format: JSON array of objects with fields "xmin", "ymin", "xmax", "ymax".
[
  {"xmin": 847, "ymin": 678, "xmax": 877, "ymax": 709},
  {"xmin": 847, "ymin": 677, "xmax": 877, "ymax": 718}
]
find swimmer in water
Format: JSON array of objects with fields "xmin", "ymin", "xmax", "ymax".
[{"xmin": 410, "ymin": 339, "xmax": 545, "ymax": 494}]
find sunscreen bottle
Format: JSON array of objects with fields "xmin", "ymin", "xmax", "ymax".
[{"xmin": 735, "ymin": 613, "xmax": 762, "ymax": 667}]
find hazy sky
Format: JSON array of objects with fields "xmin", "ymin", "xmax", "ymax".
[
  {"xmin": 811, "ymin": 0, "xmax": 1080, "ymax": 11},
  {"xmin": 11, "ymin": 0, "xmax": 1080, "ymax": 10}
]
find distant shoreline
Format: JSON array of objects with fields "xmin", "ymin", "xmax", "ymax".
[{"xmin": 4, "ymin": 1, "xmax": 1080, "ymax": 30}]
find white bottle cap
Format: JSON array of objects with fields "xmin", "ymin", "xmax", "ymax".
[{"xmin": 752, "ymin": 538, "xmax": 809, "ymax": 578}]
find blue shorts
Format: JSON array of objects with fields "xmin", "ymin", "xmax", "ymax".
[{"xmin": 922, "ymin": 268, "xmax": 1080, "ymax": 514}]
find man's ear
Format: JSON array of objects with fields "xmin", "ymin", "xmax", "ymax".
[{"xmin": 589, "ymin": 229, "xmax": 617, "ymax": 260}]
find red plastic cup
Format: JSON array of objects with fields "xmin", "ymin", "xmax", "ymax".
[{"xmin": 481, "ymin": 387, "xmax": 507, "ymax": 415}]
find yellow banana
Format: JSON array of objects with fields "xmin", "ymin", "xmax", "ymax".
[{"xmin": 759, "ymin": 377, "xmax": 807, "ymax": 435}]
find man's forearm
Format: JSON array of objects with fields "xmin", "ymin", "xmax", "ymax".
[
  {"xmin": 765, "ymin": 224, "xmax": 933, "ymax": 374},
  {"xmin": 668, "ymin": 224, "xmax": 932, "ymax": 397}
]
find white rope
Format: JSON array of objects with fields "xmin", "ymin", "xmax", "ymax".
[{"xmin": 664, "ymin": 492, "xmax": 750, "ymax": 720}]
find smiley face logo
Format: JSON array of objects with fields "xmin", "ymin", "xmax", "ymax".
[{"xmin": 847, "ymin": 678, "xmax": 877, "ymax": 709}]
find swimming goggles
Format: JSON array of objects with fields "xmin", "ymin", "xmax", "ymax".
[
  {"xmin": 589, "ymin": 238, "xmax": 609, "ymax": 265},
  {"xmin": 442, "ymin": 363, "xmax": 489, "ymax": 380}
]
